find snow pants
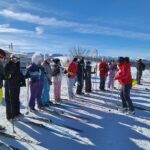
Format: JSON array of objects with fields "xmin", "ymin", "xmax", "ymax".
[
  {"xmin": 120, "ymin": 84, "xmax": 134, "ymax": 111},
  {"xmin": 53, "ymin": 78, "xmax": 61, "ymax": 102},
  {"xmin": 100, "ymin": 77, "xmax": 106, "ymax": 90},
  {"xmin": 136, "ymin": 71, "xmax": 142, "ymax": 84},
  {"xmin": 76, "ymin": 77, "xmax": 84, "ymax": 94},
  {"xmin": 5, "ymin": 85, "xmax": 20, "ymax": 120},
  {"xmin": 29, "ymin": 80, "xmax": 44, "ymax": 109},
  {"xmin": 85, "ymin": 78, "xmax": 91, "ymax": 93},
  {"xmin": 68, "ymin": 78, "xmax": 75, "ymax": 99},
  {"xmin": 108, "ymin": 72, "xmax": 115, "ymax": 89},
  {"xmin": 41, "ymin": 76, "xmax": 50, "ymax": 106}
]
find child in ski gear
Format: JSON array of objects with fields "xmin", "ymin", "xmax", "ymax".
[
  {"xmin": 41, "ymin": 54, "xmax": 52, "ymax": 106},
  {"xmin": 136, "ymin": 59, "xmax": 145, "ymax": 84},
  {"xmin": 85, "ymin": 61, "xmax": 95, "ymax": 93},
  {"xmin": 26, "ymin": 53, "xmax": 42, "ymax": 111},
  {"xmin": 76, "ymin": 57, "xmax": 85, "ymax": 95},
  {"xmin": 99, "ymin": 58, "xmax": 109, "ymax": 91},
  {"xmin": 115, "ymin": 57, "xmax": 134, "ymax": 114},
  {"xmin": 52, "ymin": 58, "xmax": 63, "ymax": 103},
  {"xmin": 67, "ymin": 57, "xmax": 78, "ymax": 99},
  {"xmin": 5, "ymin": 54, "xmax": 22, "ymax": 120},
  {"xmin": 107, "ymin": 60, "xmax": 117, "ymax": 89}
]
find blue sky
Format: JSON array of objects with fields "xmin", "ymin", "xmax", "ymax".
[{"xmin": 0, "ymin": 0, "xmax": 150, "ymax": 58}]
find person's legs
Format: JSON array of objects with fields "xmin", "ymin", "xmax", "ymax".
[
  {"xmin": 124, "ymin": 84, "xmax": 134, "ymax": 111},
  {"xmin": 57, "ymin": 80, "xmax": 61, "ymax": 100},
  {"xmin": 107, "ymin": 75, "xmax": 111, "ymax": 89},
  {"xmin": 14, "ymin": 86, "xmax": 21, "ymax": 116},
  {"xmin": 29, "ymin": 82, "xmax": 37, "ymax": 109},
  {"xmin": 100, "ymin": 77, "xmax": 103, "ymax": 90},
  {"xmin": 76, "ymin": 78, "xmax": 82, "ymax": 94},
  {"xmin": 137, "ymin": 71, "xmax": 142, "ymax": 84},
  {"xmin": 41, "ymin": 77, "xmax": 50, "ymax": 105},
  {"xmin": 53, "ymin": 79, "xmax": 59, "ymax": 101},
  {"xmin": 120, "ymin": 86, "xmax": 127, "ymax": 108},
  {"xmin": 100, "ymin": 77, "xmax": 106, "ymax": 90},
  {"xmin": 68, "ymin": 78, "xmax": 75, "ymax": 99},
  {"xmin": 5, "ymin": 86, "xmax": 15, "ymax": 119},
  {"xmin": 37, "ymin": 80, "xmax": 44, "ymax": 108}
]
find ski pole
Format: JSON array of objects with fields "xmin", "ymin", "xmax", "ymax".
[{"xmin": 26, "ymin": 78, "xmax": 30, "ymax": 114}]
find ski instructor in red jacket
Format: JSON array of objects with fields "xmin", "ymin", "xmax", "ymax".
[
  {"xmin": 115, "ymin": 57, "xmax": 135, "ymax": 115},
  {"xmin": 99, "ymin": 58, "xmax": 109, "ymax": 91}
]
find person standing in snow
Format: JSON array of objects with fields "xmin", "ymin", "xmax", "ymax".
[
  {"xmin": 115, "ymin": 57, "xmax": 135, "ymax": 114},
  {"xmin": 85, "ymin": 61, "xmax": 95, "ymax": 93},
  {"xmin": 5, "ymin": 54, "xmax": 22, "ymax": 120},
  {"xmin": 67, "ymin": 57, "xmax": 78, "ymax": 99},
  {"xmin": 107, "ymin": 60, "xmax": 117, "ymax": 89},
  {"xmin": 26, "ymin": 53, "xmax": 42, "ymax": 111},
  {"xmin": 52, "ymin": 58, "xmax": 63, "ymax": 103},
  {"xmin": 136, "ymin": 59, "xmax": 145, "ymax": 85},
  {"xmin": 99, "ymin": 58, "xmax": 109, "ymax": 91},
  {"xmin": 41, "ymin": 54, "xmax": 52, "ymax": 106},
  {"xmin": 76, "ymin": 57, "xmax": 85, "ymax": 95}
]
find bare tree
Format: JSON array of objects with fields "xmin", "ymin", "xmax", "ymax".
[{"xmin": 69, "ymin": 46, "xmax": 90, "ymax": 58}]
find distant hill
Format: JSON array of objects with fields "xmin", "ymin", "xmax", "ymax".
[{"xmin": 51, "ymin": 53, "xmax": 64, "ymax": 57}]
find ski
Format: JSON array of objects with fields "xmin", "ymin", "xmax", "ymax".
[
  {"xmin": 106, "ymin": 101, "xmax": 150, "ymax": 112},
  {"xmin": 25, "ymin": 116, "xmax": 82, "ymax": 133},
  {"xmin": 0, "ymin": 131, "xmax": 41, "ymax": 145},
  {"xmin": 44, "ymin": 108, "xmax": 88, "ymax": 123},
  {"xmin": 50, "ymin": 107, "xmax": 89, "ymax": 120},
  {"xmin": 18, "ymin": 119, "xmax": 79, "ymax": 140},
  {"xmin": 0, "ymin": 141, "xmax": 20, "ymax": 150}
]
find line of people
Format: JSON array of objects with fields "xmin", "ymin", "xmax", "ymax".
[{"xmin": 0, "ymin": 48, "xmax": 146, "ymax": 124}]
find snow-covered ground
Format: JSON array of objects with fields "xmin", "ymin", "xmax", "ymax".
[{"xmin": 0, "ymin": 68, "xmax": 150, "ymax": 150}]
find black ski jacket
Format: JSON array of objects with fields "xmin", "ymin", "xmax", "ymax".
[{"xmin": 5, "ymin": 61, "xmax": 22, "ymax": 88}]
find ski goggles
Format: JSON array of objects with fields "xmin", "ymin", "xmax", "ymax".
[{"xmin": 11, "ymin": 57, "xmax": 20, "ymax": 62}]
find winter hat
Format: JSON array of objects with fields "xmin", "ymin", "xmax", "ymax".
[
  {"xmin": 86, "ymin": 61, "xmax": 91, "ymax": 64},
  {"xmin": 10, "ymin": 54, "xmax": 20, "ymax": 62},
  {"xmin": 118, "ymin": 57, "xmax": 124, "ymax": 63},
  {"xmin": 73, "ymin": 57, "xmax": 78, "ymax": 62},
  {"xmin": 32, "ymin": 53, "xmax": 42, "ymax": 65},
  {"xmin": 53, "ymin": 58, "xmax": 60, "ymax": 64},
  {"xmin": 44, "ymin": 53, "xmax": 50, "ymax": 61},
  {"xmin": 10, "ymin": 53, "xmax": 20, "ymax": 58},
  {"xmin": 124, "ymin": 57, "xmax": 130, "ymax": 63}
]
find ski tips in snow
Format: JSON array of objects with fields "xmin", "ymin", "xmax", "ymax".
[{"xmin": 0, "ymin": 130, "xmax": 41, "ymax": 145}]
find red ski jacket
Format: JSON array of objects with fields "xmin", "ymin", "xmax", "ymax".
[
  {"xmin": 67, "ymin": 62, "xmax": 78, "ymax": 78},
  {"xmin": 99, "ymin": 61, "xmax": 109, "ymax": 77},
  {"xmin": 115, "ymin": 62, "xmax": 132, "ymax": 86}
]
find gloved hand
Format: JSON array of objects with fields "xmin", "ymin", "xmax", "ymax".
[{"xmin": 48, "ymin": 79, "xmax": 52, "ymax": 85}]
